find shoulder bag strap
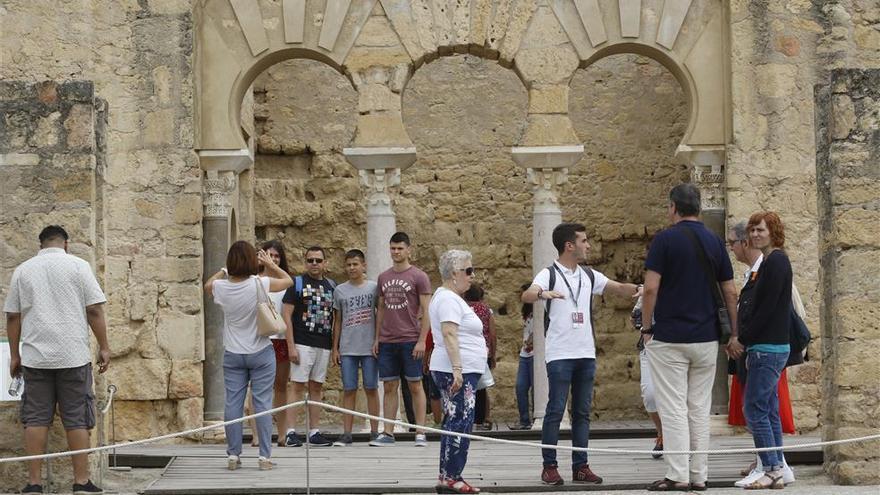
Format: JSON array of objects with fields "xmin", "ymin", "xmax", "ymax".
[{"xmin": 679, "ymin": 226, "xmax": 725, "ymax": 309}]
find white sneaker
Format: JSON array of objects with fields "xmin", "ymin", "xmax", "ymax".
[
  {"xmin": 734, "ymin": 468, "xmax": 764, "ymax": 488},
  {"xmin": 782, "ymin": 463, "xmax": 795, "ymax": 485},
  {"xmin": 227, "ymin": 455, "xmax": 241, "ymax": 471},
  {"xmin": 414, "ymin": 433, "xmax": 428, "ymax": 447}
]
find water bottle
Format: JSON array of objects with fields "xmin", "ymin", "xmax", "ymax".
[
  {"xmin": 632, "ymin": 294, "xmax": 643, "ymax": 330},
  {"xmin": 8, "ymin": 374, "xmax": 23, "ymax": 397}
]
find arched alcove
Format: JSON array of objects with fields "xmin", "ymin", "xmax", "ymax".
[{"xmin": 567, "ymin": 53, "xmax": 688, "ymax": 418}]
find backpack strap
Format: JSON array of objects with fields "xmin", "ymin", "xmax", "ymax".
[
  {"xmin": 544, "ymin": 263, "xmax": 599, "ymax": 344},
  {"xmin": 295, "ymin": 275, "xmax": 303, "ymax": 297},
  {"xmin": 543, "ymin": 264, "xmax": 556, "ymax": 336}
]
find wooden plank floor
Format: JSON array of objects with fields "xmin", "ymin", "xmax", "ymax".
[{"xmin": 141, "ymin": 435, "xmax": 820, "ymax": 494}]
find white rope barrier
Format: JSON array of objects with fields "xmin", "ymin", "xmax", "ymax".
[{"xmin": 1, "ymin": 399, "xmax": 878, "ymax": 464}]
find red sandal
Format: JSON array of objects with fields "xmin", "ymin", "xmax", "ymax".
[{"xmin": 435, "ymin": 478, "xmax": 481, "ymax": 494}]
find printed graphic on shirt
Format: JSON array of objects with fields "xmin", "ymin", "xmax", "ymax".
[
  {"xmin": 382, "ymin": 278, "xmax": 413, "ymax": 310},
  {"xmin": 302, "ymin": 283, "xmax": 334, "ymax": 334},
  {"xmin": 343, "ymin": 292, "xmax": 375, "ymax": 328}
]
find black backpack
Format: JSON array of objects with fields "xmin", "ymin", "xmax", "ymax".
[{"xmin": 543, "ymin": 264, "xmax": 597, "ymax": 341}]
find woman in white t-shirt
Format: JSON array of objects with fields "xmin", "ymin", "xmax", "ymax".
[
  {"xmin": 204, "ymin": 241, "xmax": 292, "ymax": 471},
  {"xmin": 428, "ymin": 249, "xmax": 487, "ymax": 494}
]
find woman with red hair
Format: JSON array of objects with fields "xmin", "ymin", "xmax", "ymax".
[{"xmin": 736, "ymin": 212, "xmax": 792, "ymax": 489}]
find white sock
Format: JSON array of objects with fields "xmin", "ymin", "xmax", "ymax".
[
  {"xmin": 286, "ymin": 428, "xmax": 295, "ymax": 435},
  {"xmin": 310, "ymin": 428, "xmax": 320, "ymax": 436}
]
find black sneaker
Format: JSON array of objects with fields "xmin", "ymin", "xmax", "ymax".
[
  {"xmin": 73, "ymin": 480, "xmax": 103, "ymax": 494},
  {"xmin": 284, "ymin": 431, "xmax": 302, "ymax": 447},
  {"xmin": 308, "ymin": 431, "xmax": 333, "ymax": 446},
  {"xmin": 21, "ymin": 484, "xmax": 43, "ymax": 494}
]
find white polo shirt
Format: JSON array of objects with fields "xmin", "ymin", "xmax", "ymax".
[
  {"xmin": 3, "ymin": 248, "xmax": 107, "ymax": 369},
  {"xmin": 532, "ymin": 261, "xmax": 608, "ymax": 363}
]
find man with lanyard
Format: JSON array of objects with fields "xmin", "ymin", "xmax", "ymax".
[{"xmin": 522, "ymin": 222, "xmax": 639, "ymax": 486}]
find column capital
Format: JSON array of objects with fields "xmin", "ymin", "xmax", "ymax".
[
  {"xmin": 197, "ymin": 148, "xmax": 253, "ymax": 173},
  {"xmin": 342, "ymin": 146, "xmax": 417, "ymax": 171},
  {"xmin": 203, "ymin": 170, "xmax": 237, "ymax": 219},
  {"xmin": 358, "ymin": 168, "xmax": 401, "ymax": 210},
  {"xmin": 678, "ymin": 145, "xmax": 727, "ymax": 211}
]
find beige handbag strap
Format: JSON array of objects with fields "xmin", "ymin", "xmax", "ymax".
[{"xmin": 255, "ymin": 277, "xmax": 279, "ymax": 317}]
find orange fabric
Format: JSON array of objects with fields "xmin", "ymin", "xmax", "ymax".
[{"xmin": 728, "ymin": 369, "xmax": 795, "ymax": 434}]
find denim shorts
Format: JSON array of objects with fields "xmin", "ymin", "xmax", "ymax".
[
  {"xmin": 341, "ymin": 355, "xmax": 379, "ymax": 391},
  {"xmin": 378, "ymin": 341, "xmax": 423, "ymax": 382}
]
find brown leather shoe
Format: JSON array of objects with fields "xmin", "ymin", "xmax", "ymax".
[
  {"xmin": 541, "ymin": 466, "xmax": 564, "ymax": 485},
  {"xmin": 572, "ymin": 464, "xmax": 603, "ymax": 484}
]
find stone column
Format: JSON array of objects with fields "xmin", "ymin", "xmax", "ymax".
[
  {"xmin": 684, "ymin": 148, "xmax": 730, "ymax": 416},
  {"xmin": 198, "ymin": 149, "xmax": 252, "ymax": 421},
  {"xmin": 343, "ymin": 147, "xmax": 417, "ymax": 279},
  {"xmin": 512, "ymin": 145, "xmax": 584, "ymax": 425}
]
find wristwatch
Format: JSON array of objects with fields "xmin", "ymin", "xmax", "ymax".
[
  {"xmin": 640, "ymin": 327, "xmax": 654, "ymax": 335},
  {"xmin": 537, "ymin": 288, "xmax": 544, "ymax": 299}
]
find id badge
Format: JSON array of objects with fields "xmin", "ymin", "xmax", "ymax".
[{"xmin": 572, "ymin": 311, "xmax": 585, "ymax": 328}]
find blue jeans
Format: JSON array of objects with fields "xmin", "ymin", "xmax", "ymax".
[
  {"xmin": 223, "ymin": 345, "xmax": 276, "ymax": 459},
  {"xmin": 378, "ymin": 341, "xmax": 423, "ymax": 381},
  {"xmin": 515, "ymin": 355, "xmax": 533, "ymax": 425},
  {"xmin": 744, "ymin": 350, "xmax": 789, "ymax": 470},
  {"xmin": 542, "ymin": 358, "xmax": 596, "ymax": 469},
  {"xmin": 341, "ymin": 355, "xmax": 379, "ymax": 391},
  {"xmin": 432, "ymin": 371, "xmax": 480, "ymax": 481}
]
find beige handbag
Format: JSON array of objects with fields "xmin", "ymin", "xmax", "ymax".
[{"xmin": 255, "ymin": 277, "xmax": 286, "ymax": 337}]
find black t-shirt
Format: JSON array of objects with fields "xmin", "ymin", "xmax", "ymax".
[
  {"xmin": 644, "ymin": 220, "xmax": 734, "ymax": 343},
  {"xmin": 282, "ymin": 274, "xmax": 335, "ymax": 349}
]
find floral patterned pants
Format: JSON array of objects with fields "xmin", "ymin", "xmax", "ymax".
[{"xmin": 432, "ymin": 370, "xmax": 481, "ymax": 481}]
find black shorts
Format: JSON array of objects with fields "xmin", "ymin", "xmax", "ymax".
[{"xmin": 20, "ymin": 364, "xmax": 96, "ymax": 430}]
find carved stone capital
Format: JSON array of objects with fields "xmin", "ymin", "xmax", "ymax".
[
  {"xmin": 527, "ymin": 167, "xmax": 569, "ymax": 210},
  {"xmin": 203, "ymin": 170, "xmax": 237, "ymax": 219},
  {"xmin": 691, "ymin": 165, "xmax": 726, "ymax": 211},
  {"xmin": 358, "ymin": 168, "xmax": 401, "ymax": 210}
]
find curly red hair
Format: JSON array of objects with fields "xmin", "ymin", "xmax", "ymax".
[{"xmin": 747, "ymin": 211, "xmax": 785, "ymax": 248}]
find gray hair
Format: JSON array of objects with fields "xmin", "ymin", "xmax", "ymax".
[
  {"xmin": 669, "ymin": 183, "xmax": 701, "ymax": 216},
  {"xmin": 438, "ymin": 249, "xmax": 472, "ymax": 280},
  {"xmin": 729, "ymin": 221, "xmax": 748, "ymax": 242}
]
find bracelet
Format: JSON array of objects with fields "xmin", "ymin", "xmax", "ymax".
[
  {"xmin": 536, "ymin": 288, "xmax": 543, "ymax": 300},
  {"xmin": 640, "ymin": 328, "xmax": 654, "ymax": 335},
  {"xmin": 451, "ymin": 366, "xmax": 462, "ymax": 371}
]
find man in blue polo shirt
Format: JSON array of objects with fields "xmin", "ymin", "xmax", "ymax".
[{"xmin": 640, "ymin": 183, "xmax": 742, "ymax": 491}]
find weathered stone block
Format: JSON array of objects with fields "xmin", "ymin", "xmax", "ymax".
[
  {"xmin": 128, "ymin": 282, "xmax": 159, "ymax": 321},
  {"xmin": 169, "ymin": 360, "xmax": 203, "ymax": 399},
  {"xmin": 358, "ymin": 83, "xmax": 400, "ymax": 113},
  {"xmin": 132, "ymin": 257, "xmax": 202, "ymax": 283},
  {"xmin": 177, "ymin": 397, "xmax": 205, "ymax": 435},
  {"xmin": 173, "ymin": 194, "xmax": 203, "ymax": 224},
  {"xmin": 520, "ymin": 114, "xmax": 580, "ymax": 145},
  {"xmin": 161, "ymin": 284, "xmax": 204, "ymax": 315},
  {"xmin": 112, "ymin": 400, "xmax": 177, "ymax": 441},
  {"xmin": 834, "ymin": 341, "xmax": 880, "ymax": 387},
  {"xmin": 832, "ymin": 94, "xmax": 857, "ymax": 139},
  {"xmin": 63, "ymin": 104, "xmax": 94, "ymax": 149},
  {"xmin": 106, "ymin": 356, "xmax": 172, "ymax": 401},
  {"xmin": 528, "ymin": 85, "xmax": 568, "ymax": 114},
  {"xmin": 157, "ymin": 311, "xmax": 204, "ymax": 360},
  {"xmin": 834, "ymin": 208, "xmax": 880, "ymax": 247}
]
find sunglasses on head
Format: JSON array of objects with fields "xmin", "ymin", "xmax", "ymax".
[
  {"xmin": 457, "ymin": 267, "xmax": 475, "ymax": 276},
  {"xmin": 306, "ymin": 258, "xmax": 324, "ymax": 264}
]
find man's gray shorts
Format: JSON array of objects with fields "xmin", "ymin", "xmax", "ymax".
[{"xmin": 21, "ymin": 364, "xmax": 96, "ymax": 430}]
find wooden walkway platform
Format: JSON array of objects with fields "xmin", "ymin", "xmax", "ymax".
[{"xmin": 137, "ymin": 434, "xmax": 821, "ymax": 494}]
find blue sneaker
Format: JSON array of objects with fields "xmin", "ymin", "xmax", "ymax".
[
  {"xmin": 284, "ymin": 431, "xmax": 302, "ymax": 447},
  {"xmin": 368, "ymin": 432, "xmax": 395, "ymax": 446}
]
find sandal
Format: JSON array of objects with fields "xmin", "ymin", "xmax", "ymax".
[
  {"xmin": 436, "ymin": 478, "xmax": 481, "ymax": 494},
  {"xmin": 647, "ymin": 478, "xmax": 690, "ymax": 491},
  {"xmin": 745, "ymin": 472, "xmax": 784, "ymax": 490},
  {"xmin": 691, "ymin": 481, "xmax": 708, "ymax": 491}
]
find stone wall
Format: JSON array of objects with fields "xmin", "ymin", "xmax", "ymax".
[
  {"xmin": 0, "ymin": 3, "xmax": 201, "ymax": 489},
  {"xmin": 816, "ymin": 68, "xmax": 880, "ymax": 484},
  {"xmin": 0, "ymin": 79, "xmax": 104, "ymax": 491},
  {"xmin": 251, "ymin": 52, "xmax": 687, "ymax": 421}
]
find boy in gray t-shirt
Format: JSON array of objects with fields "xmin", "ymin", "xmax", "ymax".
[{"xmin": 331, "ymin": 249, "xmax": 380, "ymax": 445}]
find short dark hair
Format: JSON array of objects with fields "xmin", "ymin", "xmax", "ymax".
[
  {"xmin": 669, "ymin": 183, "xmax": 701, "ymax": 217},
  {"xmin": 261, "ymin": 239, "xmax": 290, "ymax": 274},
  {"xmin": 39, "ymin": 225, "xmax": 69, "ymax": 246},
  {"xmin": 462, "ymin": 283, "xmax": 484, "ymax": 302},
  {"xmin": 226, "ymin": 240, "xmax": 259, "ymax": 277},
  {"xmin": 552, "ymin": 223, "xmax": 586, "ymax": 255},
  {"xmin": 305, "ymin": 246, "xmax": 326, "ymax": 258},
  {"xmin": 389, "ymin": 232, "xmax": 411, "ymax": 246},
  {"xmin": 345, "ymin": 249, "xmax": 366, "ymax": 262}
]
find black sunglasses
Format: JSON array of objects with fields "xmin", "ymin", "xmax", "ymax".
[
  {"xmin": 306, "ymin": 258, "xmax": 324, "ymax": 264},
  {"xmin": 457, "ymin": 267, "xmax": 475, "ymax": 276}
]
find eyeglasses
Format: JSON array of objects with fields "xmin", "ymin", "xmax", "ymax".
[
  {"xmin": 727, "ymin": 239, "xmax": 742, "ymax": 248},
  {"xmin": 457, "ymin": 267, "xmax": 475, "ymax": 276},
  {"xmin": 306, "ymin": 258, "xmax": 324, "ymax": 264}
]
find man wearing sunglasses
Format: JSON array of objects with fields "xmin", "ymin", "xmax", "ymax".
[
  {"xmin": 370, "ymin": 232, "xmax": 433, "ymax": 447},
  {"xmin": 282, "ymin": 246, "xmax": 336, "ymax": 447},
  {"xmin": 522, "ymin": 222, "xmax": 639, "ymax": 486}
]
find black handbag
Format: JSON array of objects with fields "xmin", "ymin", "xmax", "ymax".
[
  {"xmin": 786, "ymin": 307, "xmax": 811, "ymax": 367},
  {"xmin": 679, "ymin": 226, "xmax": 733, "ymax": 344}
]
